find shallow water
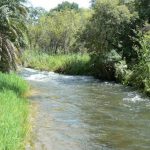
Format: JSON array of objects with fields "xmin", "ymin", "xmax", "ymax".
[{"xmin": 21, "ymin": 68, "xmax": 150, "ymax": 150}]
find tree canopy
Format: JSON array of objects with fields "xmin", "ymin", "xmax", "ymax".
[
  {"xmin": 28, "ymin": 9, "xmax": 91, "ymax": 54},
  {"xmin": 51, "ymin": 1, "xmax": 79, "ymax": 12}
]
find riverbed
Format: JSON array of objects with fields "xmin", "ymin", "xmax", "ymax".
[{"xmin": 21, "ymin": 68, "xmax": 150, "ymax": 150}]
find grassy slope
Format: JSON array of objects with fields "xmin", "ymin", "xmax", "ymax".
[
  {"xmin": 0, "ymin": 72, "xmax": 29, "ymax": 150},
  {"xmin": 22, "ymin": 50, "xmax": 91, "ymax": 75}
]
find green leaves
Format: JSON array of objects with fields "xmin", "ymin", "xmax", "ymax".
[
  {"xmin": 0, "ymin": 0, "xmax": 28, "ymax": 72},
  {"xmin": 80, "ymin": 0, "xmax": 132, "ymax": 55},
  {"xmin": 51, "ymin": 1, "xmax": 79, "ymax": 12},
  {"xmin": 135, "ymin": 0, "xmax": 150, "ymax": 23},
  {"xmin": 28, "ymin": 9, "xmax": 91, "ymax": 54}
]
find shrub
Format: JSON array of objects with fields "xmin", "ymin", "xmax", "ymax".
[{"xmin": 127, "ymin": 31, "xmax": 150, "ymax": 94}]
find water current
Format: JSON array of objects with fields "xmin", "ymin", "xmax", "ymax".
[{"xmin": 21, "ymin": 68, "xmax": 150, "ymax": 150}]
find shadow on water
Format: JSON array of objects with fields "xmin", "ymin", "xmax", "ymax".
[{"xmin": 21, "ymin": 68, "xmax": 150, "ymax": 150}]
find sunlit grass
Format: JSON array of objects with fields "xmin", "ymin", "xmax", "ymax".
[
  {"xmin": 0, "ymin": 73, "xmax": 29, "ymax": 150},
  {"xmin": 22, "ymin": 50, "xmax": 91, "ymax": 75},
  {"xmin": 0, "ymin": 72, "xmax": 29, "ymax": 96}
]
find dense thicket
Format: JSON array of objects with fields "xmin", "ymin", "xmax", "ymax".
[
  {"xmin": 79, "ymin": 1, "xmax": 132, "ymax": 79},
  {"xmin": 135, "ymin": 0, "xmax": 150, "ymax": 22},
  {"xmin": 79, "ymin": 0, "xmax": 150, "ymax": 92}
]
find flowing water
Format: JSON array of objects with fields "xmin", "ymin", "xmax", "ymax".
[{"xmin": 21, "ymin": 68, "xmax": 150, "ymax": 150}]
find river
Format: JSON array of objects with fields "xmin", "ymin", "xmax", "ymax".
[{"xmin": 21, "ymin": 68, "xmax": 150, "ymax": 150}]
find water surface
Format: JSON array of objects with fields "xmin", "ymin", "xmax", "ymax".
[{"xmin": 21, "ymin": 68, "xmax": 150, "ymax": 150}]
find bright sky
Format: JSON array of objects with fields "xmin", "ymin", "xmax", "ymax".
[{"xmin": 28, "ymin": 0, "xmax": 90, "ymax": 10}]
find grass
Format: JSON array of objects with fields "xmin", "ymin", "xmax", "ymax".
[
  {"xmin": 22, "ymin": 50, "xmax": 92, "ymax": 75},
  {"xmin": 0, "ymin": 73, "xmax": 29, "ymax": 96},
  {"xmin": 0, "ymin": 72, "xmax": 29, "ymax": 150}
]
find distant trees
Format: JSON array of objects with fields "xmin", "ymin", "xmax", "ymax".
[
  {"xmin": 0, "ymin": 0, "xmax": 28, "ymax": 72},
  {"xmin": 28, "ymin": 8, "xmax": 91, "ymax": 54},
  {"xmin": 28, "ymin": 0, "xmax": 149, "ymax": 60},
  {"xmin": 90, "ymin": 0, "xmax": 96, "ymax": 7},
  {"xmin": 51, "ymin": 1, "xmax": 79, "ymax": 12},
  {"xmin": 28, "ymin": 7, "xmax": 47, "ymax": 23}
]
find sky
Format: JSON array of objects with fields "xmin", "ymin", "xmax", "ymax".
[{"xmin": 28, "ymin": 0, "xmax": 91, "ymax": 11}]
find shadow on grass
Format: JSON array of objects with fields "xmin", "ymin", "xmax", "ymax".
[{"xmin": 0, "ymin": 72, "xmax": 29, "ymax": 96}]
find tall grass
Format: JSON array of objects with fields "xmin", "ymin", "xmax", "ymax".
[
  {"xmin": 0, "ymin": 73, "xmax": 29, "ymax": 96},
  {"xmin": 22, "ymin": 50, "xmax": 91, "ymax": 75},
  {"xmin": 0, "ymin": 73, "xmax": 29, "ymax": 150}
]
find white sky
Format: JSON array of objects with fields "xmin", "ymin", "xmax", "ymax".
[{"xmin": 28, "ymin": 0, "xmax": 90, "ymax": 10}]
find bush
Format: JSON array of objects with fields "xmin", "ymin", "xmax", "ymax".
[
  {"xmin": 90, "ymin": 50, "xmax": 122, "ymax": 80},
  {"xmin": 115, "ymin": 60, "xmax": 128, "ymax": 82},
  {"xmin": 127, "ymin": 32, "xmax": 150, "ymax": 94}
]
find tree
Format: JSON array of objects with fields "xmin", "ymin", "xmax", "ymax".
[
  {"xmin": 28, "ymin": 9, "xmax": 91, "ymax": 54},
  {"xmin": 51, "ymin": 1, "xmax": 79, "ymax": 12},
  {"xmin": 80, "ymin": 0, "xmax": 132, "ymax": 55},
  {"xmin": 90, "ymin": 0, "xmax": 96, "ymax": 7},
  {"xmin": 135, "ymin": 0, "xmax": 150, "ymax": 23},
  {"xmin": 78, "ymin": 0, "xmax": 137, "ymax": 80},
  {"xmin": 28, "ymin": 7, "xmax": 47, "ymax": 23},
  {"xmin": 0, "ymin": 0, "xmax": 28, "ymax": 72}
]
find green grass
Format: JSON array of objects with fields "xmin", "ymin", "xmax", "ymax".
[
  {"xmin": 0, "ymin": 72, "xmax": 29, "ymax": 150},
  {"xmin": 0, "ymin": 73, "xmax": 29, "ymax": 96},
  {"xmin": 22, "ymin": 50, "xmax": 91, "ymax": 75}
]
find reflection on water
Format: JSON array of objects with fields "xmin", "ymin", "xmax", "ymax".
[{"xmin": 21, "ymin": 68, "xmax": 150, "ymax": 150}]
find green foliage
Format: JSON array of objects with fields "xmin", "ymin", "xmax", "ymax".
[
  {"xmin": 22, "ymin": 50, "xmax": 91, "ymax": 75},
  {"xmin": 128, "ymin": 32, "xmax": 150, "ymax": 94},
  {"xmin": 90, "ymin": 0, "xmax": 96, "ymax": 7},
  {"xmin": 0, "ymin": 72, "xmax": 29, "ymax": 96},
  {"xmin": 51, "ymin": 1, "xmax": 79, "ymax": 12},
  {"xmin": 90, "ymin": 50, "xmax": 122, "ymax": 80},
  {"xmin": 0, "ymin": 0, "xmax": 28, "ymax": 72},
  {"xmin": 80, "ymin": 0, "xmax": 132, "ymax": 55},
  {"xmin": 0, "ymin": 73, "xmax": 29, "ymax": 150},
  {"xmin": 28, "ymin": 7, "xmax": 47, "ymax": 23},
  {"xmin": 134, "ymin": 0, "xmax": 150, "ymax": 23},
  {"xmin": 77, "ymin": 0, "xmax": 150, "ymax": 83},
  {"xmin": 23, "ymin": 0, "xmax": 150, "ymax": 95},
  {"xmin": 115, "ymin": 60, "xmax": 130, "ymax": 82},
  {"xmin": 78, "ymin": 0, "xmax": 137, "ymax": 80},
  {"xmin": 28, "ymin": 9, "xmax": 91, "ymax": 54}
]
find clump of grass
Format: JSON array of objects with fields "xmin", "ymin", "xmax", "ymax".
[
  {"xmin": 22, "ymin": 50, "xmax": 91, "ymax": 75},
  {"xmin": 0, "ymin": 73, "xmax": 29, "ymax": 150},
  {"xmin": 0, "ymin": 72, "xmax": 29, "ymax": 96}
]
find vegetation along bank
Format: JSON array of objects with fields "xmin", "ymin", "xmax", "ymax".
[
  {"xmin": 0, "ymin": 73, "xmax": 30, "ymax": 149},
  {"xmin": 0, "ymin": 0, "xmax": 30, "ymax": 149},
  {"xmin": 22, "ymin": 0, "xmax": 150, "ymax": 95}
]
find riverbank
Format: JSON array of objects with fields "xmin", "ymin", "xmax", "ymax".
[
  {"xmin": 22, "ymin": 50, "xmax": 91, "ymax": 75},
  {"xmin": 22, "ymin": 50, "xmax": 150, "ymax": 96},
  {"xmin": 0, "ymin": 72, "xmax": 30, "ymax": 149}
]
